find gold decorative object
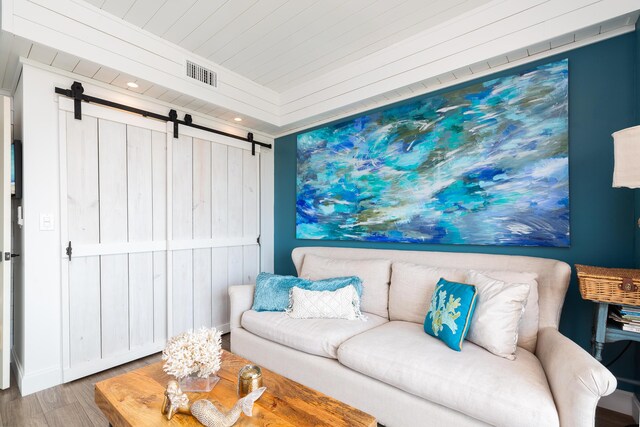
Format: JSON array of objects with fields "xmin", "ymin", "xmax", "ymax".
[
  {"xmin": 161, "ymin": 380, "xmax": 266, "ymax": 427},
  {"xmin": 161, "ymin": 380, "xmax": 191, "ymax": 419},
  {"xmin": 237, "ymin": 364, "xmax": 262, "ymax": 398}
]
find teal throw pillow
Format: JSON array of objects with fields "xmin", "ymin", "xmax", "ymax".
[
  {"xmin": 424, "ymin": 278, "xmax": 477, "ymax": 351},
  {"xmin": 252, "ymin": 272, "xmax": 363, "ymax": 312}
]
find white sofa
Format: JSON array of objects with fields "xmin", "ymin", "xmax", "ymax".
[{"xmin": 229, "ymin": 247, "xmax": 616, "ymax": 427}]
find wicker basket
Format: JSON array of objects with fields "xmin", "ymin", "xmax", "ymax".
[{"xmin": 576, "ymin": 264, "xmax": 640, "ymax": 305}]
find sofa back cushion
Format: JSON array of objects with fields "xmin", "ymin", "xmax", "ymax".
[
  {"xmin": 389, "ymin": 262, "xmax": 467, "ymax": 324},
  {"xmin": 292, "ymin": 246, "xmax": 571, "ymax": 350},
  {"xmin": 299, "ymin": 254, "xmax": 391, "ymax": 318}
]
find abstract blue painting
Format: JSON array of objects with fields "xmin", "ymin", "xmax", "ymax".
[{"xmin": 296, "ymin": 59, "xmax": 569, "ymax": 247}]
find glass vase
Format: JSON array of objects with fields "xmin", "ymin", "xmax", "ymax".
[{"xmin": 178, "ymin": 373, "xmax": 220, "ymax": 392}]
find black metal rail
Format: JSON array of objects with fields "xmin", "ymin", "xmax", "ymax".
[{"xmin": 55, "ymin": 82, "xmax": 271, "ymax": 155}]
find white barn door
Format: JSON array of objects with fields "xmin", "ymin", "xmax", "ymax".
[
  {"xmin": 59, "ymin": 100, "xmax": 167, "ymax": 381},
  {"xmin": 169, "ymin": 126, "xmax": 260, "ymax": 336},
  {"xmin": 59, "ymin": 98, "xmax": 261, "ymax": 380}
]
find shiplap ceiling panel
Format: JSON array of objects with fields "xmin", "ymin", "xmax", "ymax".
[
  {"xmin": 110, "ymin": 72, "xmax": 136, "ymax": 88},
  {"xmin": 93, "ymin": 66, "xmax": 119, "ymax": 83},
  {"xmin": 28, "ymin": 43, "xmax": 57, "ymax": 65},
  {"xmin": 161, "ymin": 0, "xmax": 229, "ymax": 46},
  {"xmin": 201, "ymin": 0, "xmax": 316, "ymax": 64},
  {"xmin": 230, "ymin": 0, "xmax": 402, "ymax": 82},
  {"xmin": 190, "ymin": 0, "xmax": 289, "ymax": 59},
  {"xmin": 84, "ymin": 0, "xmax": 105, "ymax": 7},
  {"xmin": 83, "ymin": 0, "xmax": 492, "ymax": 92},
  {"xmin": 101, "ymin": 0, "xmax": 137, "ymax": 19},
  {"xmin": 219, "ymin": 0, "xmax": 346, "ymax": 72},
  {"xmin": 142, "ymin": 0, "xmax": 198, "ymax": 36},
  {"xmin": 260, "ymin": 0, "xmax": 476, "ymax": 91},
  {"xmin": 179, "ymin": 0, "xmax": 262, "ymax": 53},
  {"xmin": 73, "ymin": 60, "xmax": 101, "ymax": 78},
  {"xmin": 248, "ymin": 0, "xmax": 414, "ymax": 83},
  {"xmin": 264, "ymin": 0, "xmax": 485, "ymax": 91},
  {"xmin": 51, "ymin": 51, "xmax": 80, "ymax": 72},
  {"xmin": 143, "ymin": 84, "xmax": 168, "ymax": 99},
  {"xmin": 127, "ymin": 79, "xmax": 153, "ymax": 93},
  {"xmin": 122, "ymin": 0, "xmax": 168, "ymax": 28}
]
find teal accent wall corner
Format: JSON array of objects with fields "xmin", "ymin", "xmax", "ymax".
[{"xmin": 274, "ymin": 34, "xmax": 639, "ymax": 384}]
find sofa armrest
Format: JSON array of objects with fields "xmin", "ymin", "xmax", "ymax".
[
  {"xmin": 536, "ymin": 327, "xmax": 617, "ymax": 427},
  {"xmin": 229, "ymin": 285, "xmax": 255, "ymax": 330}
]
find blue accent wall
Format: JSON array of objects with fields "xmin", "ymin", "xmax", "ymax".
[{"xmin": 274, "ymin": 33, "xmax": 638, "ymax": 383}]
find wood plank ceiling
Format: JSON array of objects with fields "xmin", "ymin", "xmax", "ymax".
[
  {"xmin": 3, "ymin": 1, "xmax": 639, "ymax": 135},
  {"xmin": 81, "ymin": 0, "xmax": 492, "ymax": 93}
]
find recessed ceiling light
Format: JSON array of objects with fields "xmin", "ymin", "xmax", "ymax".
[
  {"xmin": 234, "ymin": 117, "xmax": 242, "ymax": 122},
  {"xmin": 127, "ymin": 82, "xmax": 139, "ymax": 88}
]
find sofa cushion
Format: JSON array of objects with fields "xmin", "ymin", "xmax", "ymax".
[
  {"xmin": 389, "ymin": 262, "xmax": 467, "ymax": 323},
  {"xmin": 299, "ymin": 254, "xmax": 391, "ymax": 318},
  {"xmin": 337, "ymin": 321, "xmax": 558, "ymax": 427},
  {"xmin": 477, "ymin": 270, "xmax": 539, "ymax": 352},
  {"xmin": 241, "ymin": 310, "xmax": 387, "ymax": 359}
]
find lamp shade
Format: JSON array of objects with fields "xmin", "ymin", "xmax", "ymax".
[{"xmin": 612, "ymin": 125, "xmax": 640, "ymax": 188}]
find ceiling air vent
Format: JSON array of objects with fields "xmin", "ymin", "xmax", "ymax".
[{"xmin": 186, "ymin": 60, "xmax": 217, "ymax": 87}]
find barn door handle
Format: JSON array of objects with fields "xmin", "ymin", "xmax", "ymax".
[{"xmin": 66, "ymin": 241, "xmax": 72, "ymax": 261}]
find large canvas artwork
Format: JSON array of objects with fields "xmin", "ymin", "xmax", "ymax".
[{"xmin": 296, "ymin": 59, "xmax": 569, "ymax": 246}]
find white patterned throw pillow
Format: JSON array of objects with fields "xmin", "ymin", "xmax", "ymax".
[{"xmin": 286, "ymin": 285, "xmax": 366, "ymax": 320}]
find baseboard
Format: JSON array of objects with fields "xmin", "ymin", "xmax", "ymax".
[
  {"xmin": 63, "ymin": 342, "xmax": 164, "ymax": 383},
  {"xmin": 219, "ymin": 323, "xmax": 230, "ymax": 334},
  {"xmin": 599, "ymin": 389, "xmax": 636, "ymax": 417},
  {"xmin": 11, "ymin": 348, "xmax": 62, "ymax": 396}
]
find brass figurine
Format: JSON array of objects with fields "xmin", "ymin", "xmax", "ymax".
[{"xmin": 161, "ymin": 380, "xmax": 191, "ymax": 419}]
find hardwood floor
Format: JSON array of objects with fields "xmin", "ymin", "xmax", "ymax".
[
  {"xmin": 0, "ymin": 332, "xmax": 635, "ymax": 427},
  {"xmin": 596, "ymin": 407, "xmax": 638, "ymax": 427}
]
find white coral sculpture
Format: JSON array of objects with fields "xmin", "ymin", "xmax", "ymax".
[
  {"xmin": 163, "ymin": 327, "xmax": 222, "ymax": 379},
  {"xmin": 428, "ymin": 285, "xmax": 462, "ymax": 336}
]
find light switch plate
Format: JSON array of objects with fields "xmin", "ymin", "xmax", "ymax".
[{"xmin": 40, "ymin": 213, "xmax": 54, "ymax": 231}]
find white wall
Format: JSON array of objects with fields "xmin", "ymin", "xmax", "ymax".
[{"xmin": 15, "ymin": 62, "xmax": 275, "ymax": 395}]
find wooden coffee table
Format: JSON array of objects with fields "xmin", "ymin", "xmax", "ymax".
[{"xmin": 95, "ymin": 350, "xmax": 376, "ymax": 426}]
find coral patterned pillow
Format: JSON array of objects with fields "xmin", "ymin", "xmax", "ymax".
[
  {"xmin": 286, "ymin": 285, "xmax": 366, "ymax": 320},
  {"xmin": 424, "ymin": 278, "xmax": 478, "ymax": 351}
]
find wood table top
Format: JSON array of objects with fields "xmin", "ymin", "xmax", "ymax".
[{"xmin": 95, "ymin": 350, "xmax": 377, "ymax": 426}]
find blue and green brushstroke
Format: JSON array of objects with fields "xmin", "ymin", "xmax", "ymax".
[{"xmin": 296, "ymin": 59, "xmax": 569, "ymax": 247}]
